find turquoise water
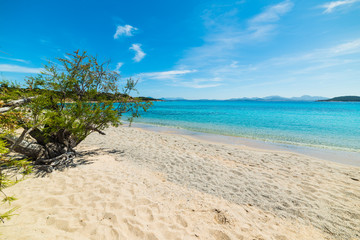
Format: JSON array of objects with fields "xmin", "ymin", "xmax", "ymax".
[{"xmin": 132, "ymin": 101, "xmax": 360, "ymax": 152}]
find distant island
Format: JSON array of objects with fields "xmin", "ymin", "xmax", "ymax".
[
  {"xmin": 318, "ymin": 96, "xmax": 360, "ymax": 102},
  {"xmin": 161, "ymin": 95, "xmax": 328, "ymax": 102},
  {"xmin": 227, "ymin": 95, "xmax": 327, "ymax": 102},
  {"xmin": 159, "ymin": 95, "xmax": 360, "ymax": 102}
]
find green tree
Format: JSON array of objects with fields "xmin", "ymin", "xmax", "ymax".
[{"xmin": 0, "ymin": 50, "xmax": 152, "ymax": 172}]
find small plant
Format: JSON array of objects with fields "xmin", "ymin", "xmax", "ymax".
[{"xmin": 0, "ymin": 136, "xmax": 32, "ymax": 222}]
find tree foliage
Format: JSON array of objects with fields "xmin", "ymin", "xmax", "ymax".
[
  {"xmin": 0, "ymin": 50, "xmax": 152, "ymax": 171},
  {"xmin": 0, "ymin": 50, "xmax": 151, "ymax": 222}
]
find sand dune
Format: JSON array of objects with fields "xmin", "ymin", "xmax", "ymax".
[{"xmin": 1, "ymin": 126, "xmax": 359, "ymax": 239}]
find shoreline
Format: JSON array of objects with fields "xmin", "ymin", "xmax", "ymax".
[
  {"xmin": 1, "ymin": 126, "xmax": 359, "ymax": 239},
  {"xmin": 130, "ymin": 122, "xmax": 360, "ymax": 167}
]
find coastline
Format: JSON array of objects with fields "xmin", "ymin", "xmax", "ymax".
[
  {"xmin": 1, "ymin": 126, "xmax": 359, "ymax": 239},
  {"xmin": 131, "ymin": 122, "xmax": 360, "ymax": 167}
]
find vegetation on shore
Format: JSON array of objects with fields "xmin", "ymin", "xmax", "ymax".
[
  {"xmin": 318, "ymin": 96, "xmax": 360, "ymax": 102},
  {"xmin": 0, "ymin": 85, "xmax": 160, "ymax": 103},
  {"xmin": 0, "ymin": 50, "xmax": 152, "ymax": 222},
  {"xmin": 0, "ymin": 114, "xmax": 32, "ymax": 222},
  {"xmin": 0, "ymin": 50, "xmax": 152, "ymax": 171}
]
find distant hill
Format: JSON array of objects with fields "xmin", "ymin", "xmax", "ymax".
[
  {"xmin": 160, "ymin": 95, "xmax": 328, "ymax": 101},
  {"xmin": 137, "ymin": 96, "xmax": 163, "ymax": 102},
  {"xmin": 319, "ymin": 96, "xmax": 360, "ymax": 102},
  {"xmin": 228, "ymin": 95, "xmax": 327, "ymax": 102},
  {"xmin": 227, "ymin": 97, "xmax": 262, "ymax": 101},
  {"xmin": 289, "ymin": 95, "xmax": 328, "ymax": 101}
]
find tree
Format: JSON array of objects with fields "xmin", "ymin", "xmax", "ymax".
[{"xmin": 0, "ymin": 50, "xmax": 152, "ymax": 172}]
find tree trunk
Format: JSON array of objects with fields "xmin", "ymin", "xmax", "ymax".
[
  {"xmin": 3, "ymin": 135, "xmax": 45, "ymax": 160},
  {"xmin": 1, "ymin": 97, "xmax": 85, "ymax": 171},
  {"xmin": 2, "ymin": 135, "xmax": 75, "ymax": 172},
  {"xmin": 0, "ymin": 97, "xmax": 35, "ymax": 113}
]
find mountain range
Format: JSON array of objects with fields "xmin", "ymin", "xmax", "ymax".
[{"xmin": 160, "ymin": 95, "xmax": 328, "ymax": 102}]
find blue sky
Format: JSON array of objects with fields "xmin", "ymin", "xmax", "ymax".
[{"xmin": 1, "ymin": 0, "xmax": 359, "ymax": 99}]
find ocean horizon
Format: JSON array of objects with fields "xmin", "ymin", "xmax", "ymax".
[{"xmin": 129, "ymin": 100, "xmax": 360, "ymax": 154}]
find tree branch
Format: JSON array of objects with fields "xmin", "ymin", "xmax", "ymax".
[
  {"xmin": 0, "ymin": 107, "xmax": 12, "ymax": 114},
  {"xmin": 36, "ymin": 152, "xmax": 75, "ymax": 172},
  {"xmin": 0, "ymin": 97, "xmax": 35, "ymax": 113},
  {"xmin": 87, "ymin": 126, "xmax": 106, "ymax": 135},
  {"xmin": 9, "ymin": 125, "xmax": 39, "ymax": 152},
  {"xmin": 28, "ymin": 128, "xmax": 51, "ymax": 146},
  {"xmin": 2, "ymin": 135, "xmax": 44, "ymax": 160}
]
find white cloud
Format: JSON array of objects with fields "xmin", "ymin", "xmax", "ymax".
[
  {"xmin": 268, "ymin": 38, "xmax": 360, "ymax": 65},
  {"xmin": 320, "ymin": 0, "xmax": 359, "ymax": 13},
  {"xmin": 114, "ymin": 25, "xmax": 138, "ymax": 39},
  {"xmin": 63, "ymin": 54, "xmax": 71, "ymax": 60},
  {"xmin": 172, "ymin": 77, "xmax": 223, "ymax": 88},
  {"xmin": 200, "ymin": 1, "xmax": 294, "ymax": 45},
  {"xmin": 174, "ymin": 1, "xmax": 294, "ymax": 87},
  {"xmin": 250, "ymin": 0, "xmax": 294, "ymax": 23},
  {"xmin": 248, "ymin": 0, "xmax": 294, "ymax": 39},
  {"xmin": 230, "ymin": 61, "xmax": 239, "ymax": 68},
  {"xmin": 114, "ymin": 62, "xmax": 123, "ymax": 74},
  {"xmin": 239, "ymin": 38, "xmax": 360, "ymax": 83},
  {"xmin": 329, "ymin": 38, "xmax": 360, "ymax": 55},
  {"xmin": 129, "ymin": 44, "xmax": 146, "ymax": 62},
  {"xmin": 140, "ymin": 70, "xmax": 197, "ymax": 80},
  {"xmin": 40, "ymin": 39, "xmax": 50, "ymax": 44},
  {"xmin": 175, "ymin": 82, "xmax": 222, "ymax": 88},
  {"xmin": 139, "ymin": 69, "xmax": 222, "ymax": 88},
  {"xmin": 0, "ymin": 64, "xmax": 43, "ymax": 73},
  {"xmin": 137, "ymin": 69, "xmax": 223, "ymax": 88},
  {"xmin": 174, "ymin": 37, "xmax": 360, "ymax": 91},
  {"xmin": 0, "ymin": 56, "xmax": 30, "ymax": 64}
]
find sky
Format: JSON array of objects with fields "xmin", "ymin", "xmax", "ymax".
[{"xmin": 0, "ymin": 0, "xmax": 359, "ymax": 99}]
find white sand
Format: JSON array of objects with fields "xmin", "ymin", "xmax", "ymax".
[{"xmin": 1, "ymin": 126, "xmax": 359, "ymax": 240}]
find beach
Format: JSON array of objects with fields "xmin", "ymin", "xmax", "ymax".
[{"xmin": 1, "ymin": 126, "xmax": 359, "ymax": 240}]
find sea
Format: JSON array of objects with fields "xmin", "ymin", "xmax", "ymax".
[{"xmin": 130, "ymin": 101, "xmax": 360, "ymax": 165}]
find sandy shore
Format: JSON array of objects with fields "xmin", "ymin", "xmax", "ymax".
[{"xmin": 1, "ymin": 126, "xmax": 359, "ymax": 239}]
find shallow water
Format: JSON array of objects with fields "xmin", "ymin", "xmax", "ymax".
[{"xmin": 130, "ymin": 101, "xmax": 360, "ymax": 153}]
